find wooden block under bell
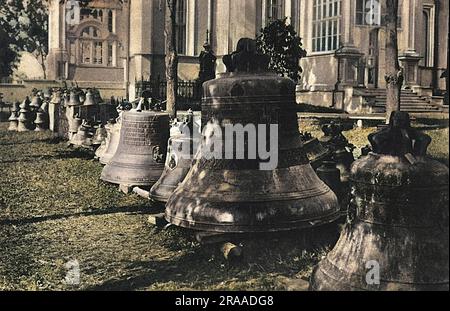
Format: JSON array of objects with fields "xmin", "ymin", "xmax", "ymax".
[{"xmin": 147, "ymin": 213, "xmax": 169, "ymax": 228}]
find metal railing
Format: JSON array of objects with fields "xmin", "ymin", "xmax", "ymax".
[{"xmin": 135, "ymin": 76, "xmax": 202, "ymax": 110}]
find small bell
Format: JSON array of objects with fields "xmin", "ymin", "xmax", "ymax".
[
  {"xmin": 68, "ymin": 90, "xmax": 82, "ymax": 107},
  {"xmin": 83, "ymin": 89, "xmax": 97, "ymax": 106},
  {"xmin": 149, "ymin": 111, "xmax": 200, "ymax": 203},
  {"xmin": 67, "ymin": 91, "xmax": 82, "ymax": 138},
  {"xmin": 34, "ymin": 111, "xmax": 48, "ymax": 131},
  {"xmin": 70, "ymin": 121, "xmax": 93, "ymax": 147},
  {"xmin": 17, "ymin": 97, "xmax": 33, "ymax": 132},
  {"xmin": 99, "ymin": 119, "xmax": 121, "ymax": 165},
  {"xmin": 95, "ymin": 119, "xmax": 115, "ymax": 161},
  {"xmin": 300, "ymin": 132, "xmax": 332, "ymax": 169},
  {"xmin": 8, "ymin": 102, "xmax": 20, "ymax": 131},
  {"xmin": 316, "ymin": 161, "xmax": 343, "ymax": 205},
  {"xmin": 92, "ymin": 124, "xmax": 107, "ymax": 146},
  {"xmin": 30, "ymin": 92, "xmax": 42, "ymax": 110}
]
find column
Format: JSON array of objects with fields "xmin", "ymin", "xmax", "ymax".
[
  {"xmin": 336, "ymin": 0, "xmax": 362, "ymax": 87},
  {"xmin": 187, "ymin": 0, "xmax": 196, "ymax": 56}
]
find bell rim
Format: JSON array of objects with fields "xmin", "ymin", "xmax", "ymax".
[{"xmin": 164, "ymin": 210, "xmax": 342, "ymax": 233}]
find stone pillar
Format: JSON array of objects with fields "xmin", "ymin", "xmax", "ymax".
[
  {"xmin": 398, "ymin": 52, "xmax": 422, "ymax": 89},
  {"xmin": 129, "ymin": 0, "xmax": 153, "ymax": 80},
  {"xmin": 336, "ymin": 0, "xmax": 362, "ymax": 88}
]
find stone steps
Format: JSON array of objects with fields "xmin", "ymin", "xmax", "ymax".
[{"xmin": 361, "ymin": 89, "xmax": 444, "ymax": 114}]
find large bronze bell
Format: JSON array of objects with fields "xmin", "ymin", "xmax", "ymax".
[
  {"xmin": 100, "ymin": 110, "xmax": 169, "ymax": 186},
  {"xmin": 8, "ymin": 102, "xmax": 20, "ymax": 131},
  {"xmin": 310, "ymin": 111, "xmax": 449, "ymax": 291},
  {"xmin": 149, "ymin": 113, "xmax": 201, "ymax": 203},
  {"xmin": 165, "ymin": 38, "xmax": 340, "ymax": 233}
]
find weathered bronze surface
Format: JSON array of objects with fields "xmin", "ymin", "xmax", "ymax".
[
  {"xmin": 149, "ymin": 118, "xmax": 200, "ymax": 202},
  {"xmin": 319, "ymin": 122, "xmax": 355, "ymax": 182},
  {"xmin": 316, "ymin": 161, "xmax": 342, "ymax": 203},
  {"xmin": 310, "ymin": 112, "xmax": 449, "ymax": 291},
  {"xmin": 101, "ymin": 110, "xmax": 169, "ymax": 186},
  {"xmin": 300, "ymin": 133, "xmax": 332, "ymax": 169},
  {"xmin": 165, "ymin": 38, "xmax": 340, "ymax": 233}
]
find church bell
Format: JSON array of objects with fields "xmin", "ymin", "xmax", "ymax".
[
  {"xmin": 8, "ymin": 102, "xmax": 20, "ymax": 131},
  {"xmin": 165, "ymin": 38, "xmax": 340, "ymax": 233},
  {"xmin": 149, "ymin": 113, "xmax": 200, "ymax": 203},
  {"xmin": 17, "ymin": 97, "xmax": 33, "ymax": 132},
  {"xmin": 100, "ymin": 110, "xmax": 169, "ymax": 186},
  {"xmin": 310, "ymin": 112, "xmax": 449, "ymax": 291},
  {"xmin": 99, "ymin": 119, "xmax": 121, "ymax": 165}
]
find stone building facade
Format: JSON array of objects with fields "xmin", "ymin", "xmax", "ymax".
[{"xmin": 47, "ymin": 0, "xmax": 448, "ymax": 111}]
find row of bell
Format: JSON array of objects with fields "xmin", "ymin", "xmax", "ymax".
[
  {"xmin": 8, "ymin": 94, "xmax": 50, "ymax": 132},
  {"xmin": 95, "ymin": 38, "xmax": 447, "ymax": 291},
  {"xmin": 99, "ymin": 38, "xmax": 340, "ymax": 234}
]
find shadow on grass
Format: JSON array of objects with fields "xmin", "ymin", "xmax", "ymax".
[
  {"xmin": 0, "ymin": 147, "xmax": 96, "ymax": 164},
  {"xmin": 84, "ymin": 223, "xmax": 341, "ymax": 291},
  {"xmin": 0, "ymin": 204, "xmax": 159, "ymax": 226}
]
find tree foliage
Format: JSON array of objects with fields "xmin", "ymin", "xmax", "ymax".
[
  {"xmin": 256, "ymin": 18, "xmax": 307, "ymax": 82},
  {"xmin": 0, "ymin": 0, "xmax": 49, "ymax": 78}
]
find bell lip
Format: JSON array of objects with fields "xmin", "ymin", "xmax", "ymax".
[
  {"xmin": 100, "ymin": 165, "xmax": 164, "ymax": 186},
  {"xmin": 149, "ymin": 192, "xmax": 170, "ymax": 203},
  {"xmin": 311, "ymin": 254, "xmax": 450, "ymax": 291},
  {"xmin": 149, "ymin": 183, "xmax": 179, "ymax": 203},
  {"xmin": 100, "ymin": 175, "xmax": 160, "ymax": 187},
  {"xmin": 164, "ymin": 210, "xmax": 342, "ymax": 233}
]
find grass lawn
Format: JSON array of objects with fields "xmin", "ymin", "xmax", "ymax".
[{"xmin": 0, "ymin": 121, "xmax": 448, "ymax": 291}]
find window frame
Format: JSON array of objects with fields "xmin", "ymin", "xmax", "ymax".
[
  {"xmin": 311, "ymin": 0, "xmax": 342, "ymax": 53},
  {"xmin": 175, "ymin": 0, "xmax": 187, "ymax": 55}
]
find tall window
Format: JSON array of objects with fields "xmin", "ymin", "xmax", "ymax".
[
  {"xmin": 175, "ymin": 0, "xmax": 187, "ymax": 55},
  {"xmin": 108, "ymin": 10, "xmax": 114, "ymax": 33},
  {"xmin": 266, "ymin": 0, "xmax": 284, "ymax": 21},
  {"xmin": 79, "ymin": 26, "xmax": 105, "ymax": 65},
  {"xmin": 312, "ymin": 0, "xmax": 341, "ymax": 52},
  {"xmin": 422, "ymin": 7, "xmax": 434, "ymax": 67}
]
